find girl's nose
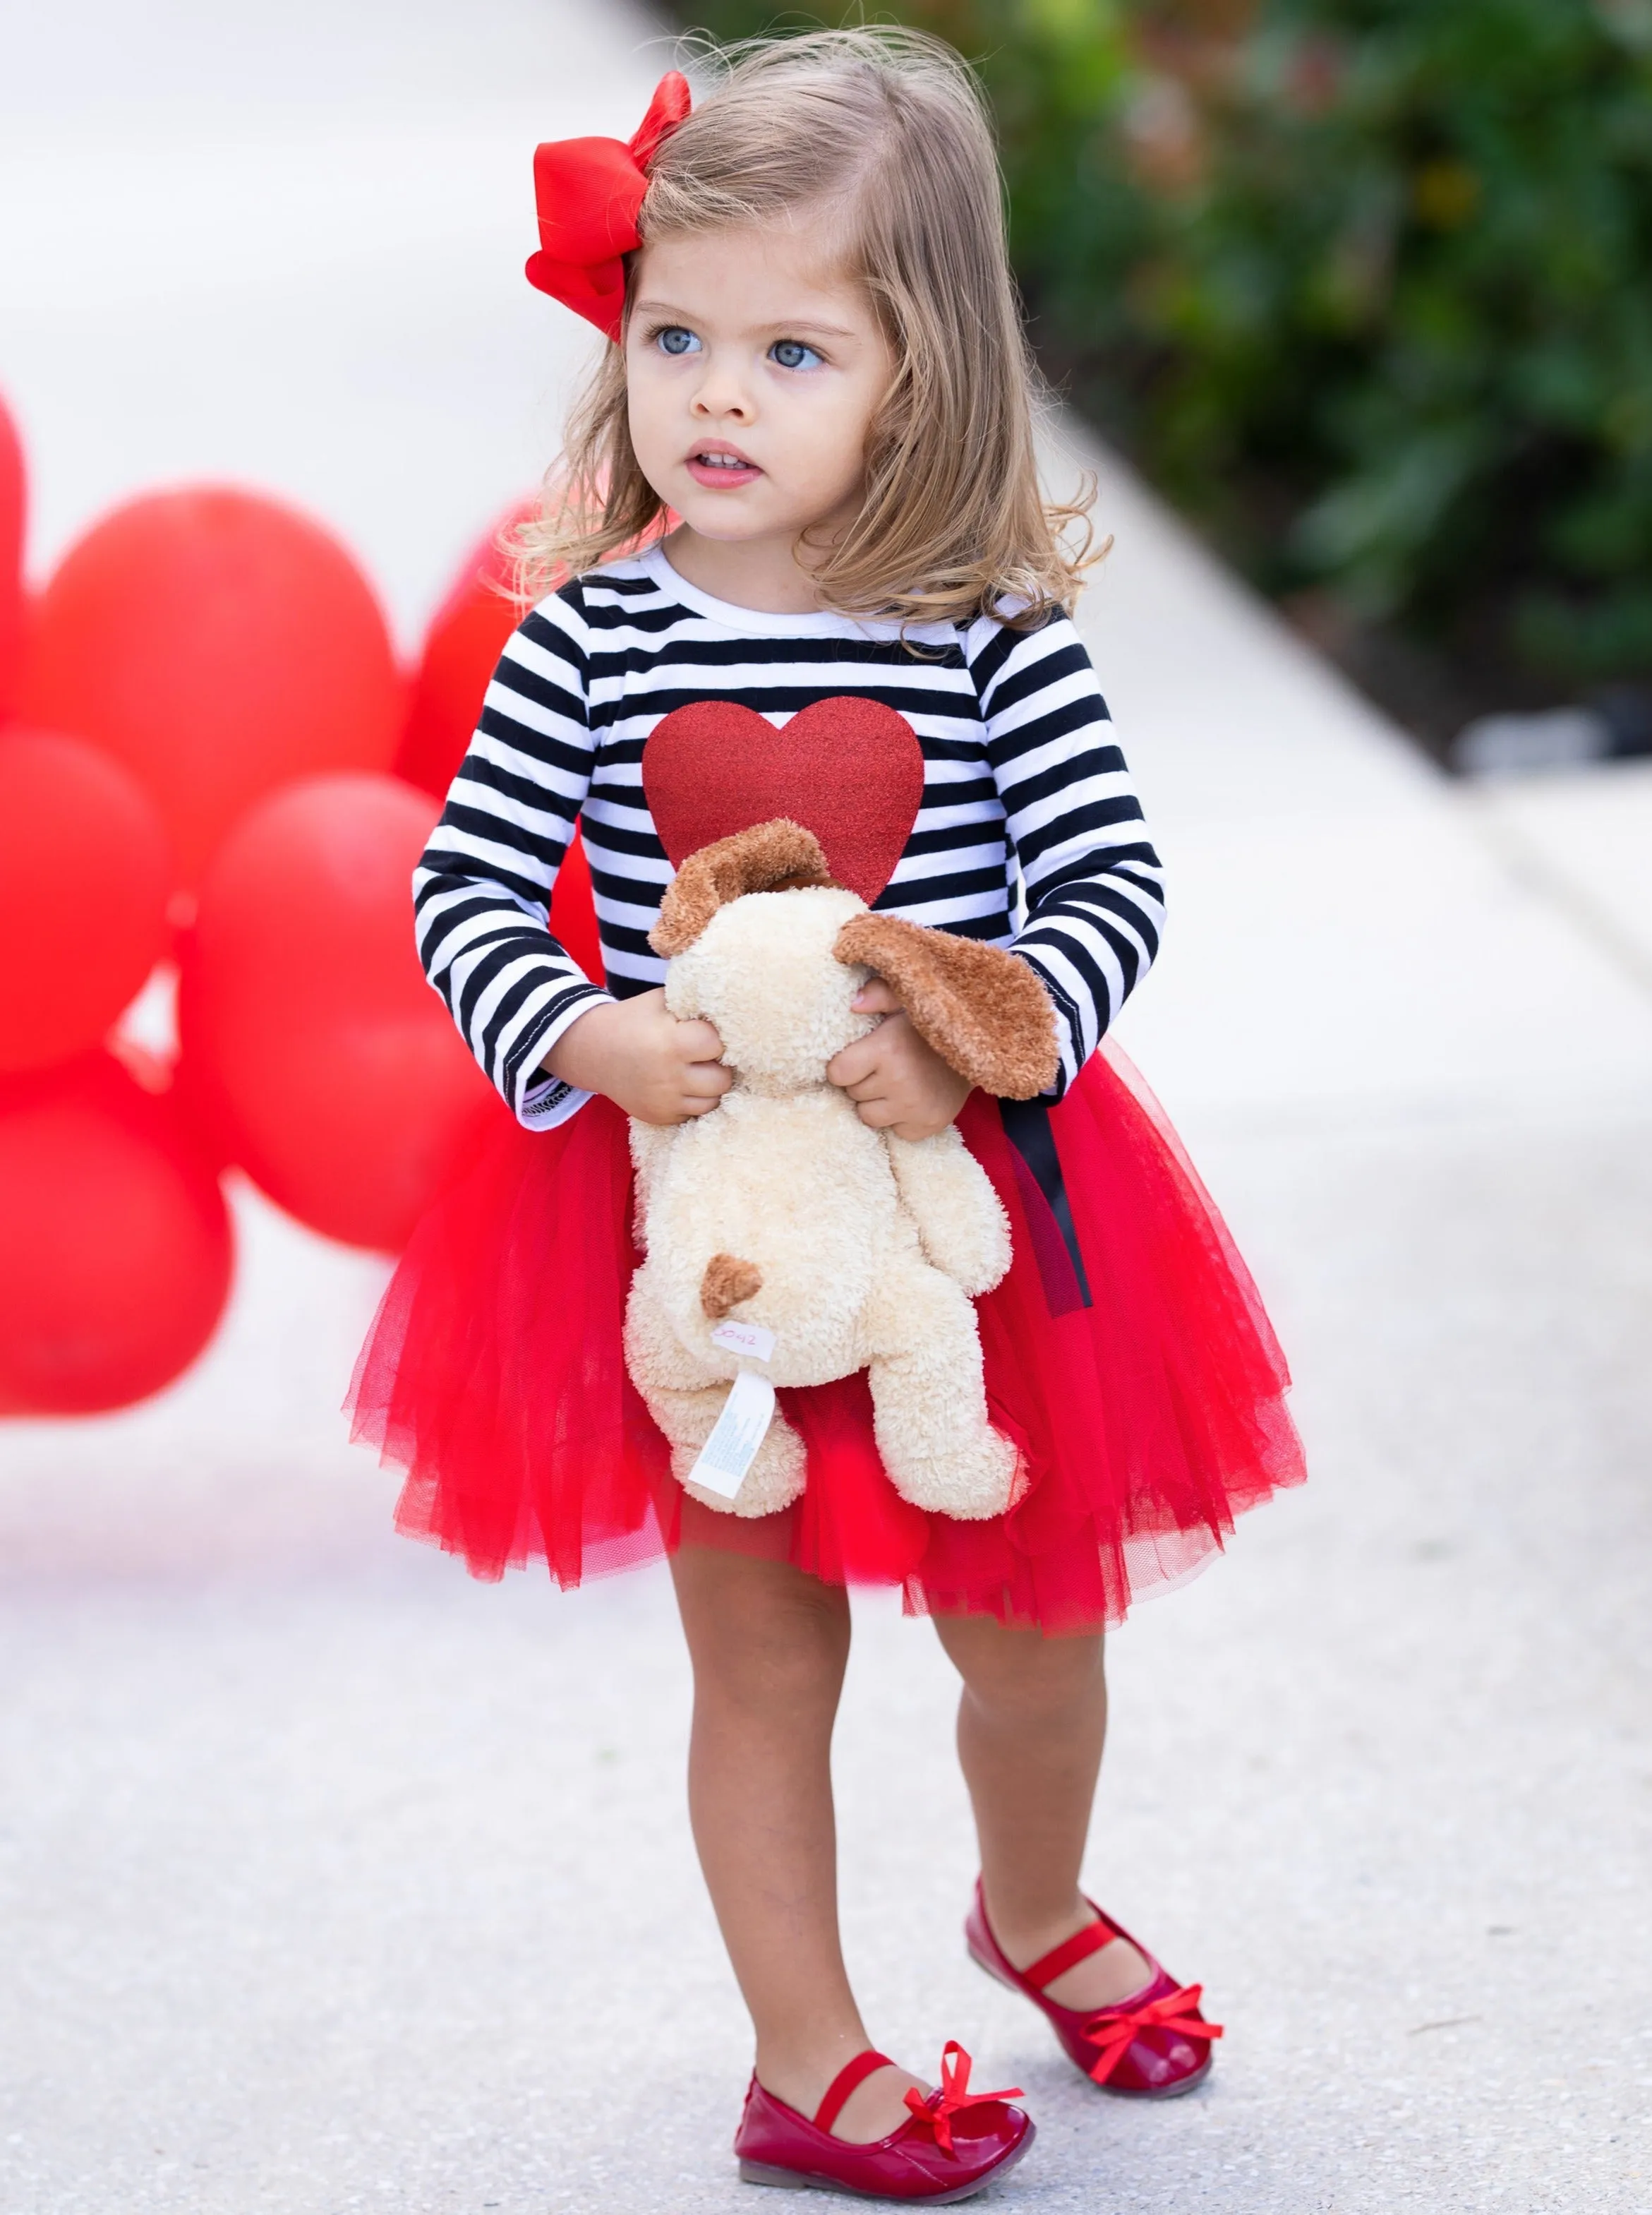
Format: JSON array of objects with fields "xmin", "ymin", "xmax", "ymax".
[{"xmin": 689, "ymin": 364, "xmax": 754, "ymax": 422}]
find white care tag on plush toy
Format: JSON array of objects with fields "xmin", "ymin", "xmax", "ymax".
[
  {"xmin": 689, "ymin": 1369, "xmax": 777, "ymax": 1501},
  {"xmin": 710, "ymin": 1319, "xmax": 776, "ymax": 1364}
]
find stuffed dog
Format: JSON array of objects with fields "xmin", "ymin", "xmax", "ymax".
[{"xmin": 622, "ymin": 819, "xmax": 1060, "ymax": 1522}]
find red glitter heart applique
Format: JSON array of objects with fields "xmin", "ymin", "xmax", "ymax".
[{"xmin": 641, "ymin": 697, "xmax": 925, "ymax": 906}]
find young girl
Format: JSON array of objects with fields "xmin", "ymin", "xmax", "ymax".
[{"xmin": 351, "ymin": 28, "xmax": 1303, "ymax": 2203}]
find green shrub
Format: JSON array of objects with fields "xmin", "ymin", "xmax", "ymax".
[{"xmin": 668, "ymin": 3, "xmax": 1652, "ymax": 710}]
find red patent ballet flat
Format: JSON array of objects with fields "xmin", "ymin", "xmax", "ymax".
[
  {"xmin": 734, "ymin": 2041, "xmax": 1034, "ymax": 2202},
  {"xmin": 965, "ymin": 1879, "xmax": 1221, "ymax": 2098}
]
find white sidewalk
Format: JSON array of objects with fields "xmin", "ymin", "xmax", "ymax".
[{"xmin": 3, "ymin": 6, "xmax": 1650, "ymax": 2211}]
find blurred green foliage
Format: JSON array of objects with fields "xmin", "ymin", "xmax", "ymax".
[{"xmin": 670, "ymin": 1, "xmax": 1652, "ymax": 704}]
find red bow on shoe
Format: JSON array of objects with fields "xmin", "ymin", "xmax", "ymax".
[
  {"xmin": 525, "ymin": 71, "xmax": 692, "ymax": 338},
  {"xmin": 903, "ymin": 2042, "xmax": 1022, "ymax": 2156},
  {"xmin": 1084, "ymin": 1983, "xmax": 1223, "ymax": 2085}
]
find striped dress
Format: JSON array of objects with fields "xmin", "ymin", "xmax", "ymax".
[
  {"xmin": 414, "ymin": 544, "xmax": 1164, "ymax": 1123},
  {"xmin": 356, "ymin": 543, "xmax": 1306, "ymax": 1619}
]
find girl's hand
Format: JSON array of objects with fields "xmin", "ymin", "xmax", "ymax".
[
  {"xmin": 543, "ymin": 990, "xmax": 731, "ymax": 1124},
  {"xmin": 826, "ymin": 979, "xmax": 970, "ymax": 1141}
]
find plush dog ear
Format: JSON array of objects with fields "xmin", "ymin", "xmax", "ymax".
[
  {"xmin": 650, "ymin": 818, "xmax": 836, "ymax": 956},
  {"xmin": 833, "ymin": 913, "xmax": 1060, "ymax": 1100}
]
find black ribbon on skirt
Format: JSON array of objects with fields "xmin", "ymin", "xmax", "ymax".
[{"xmin": 998, "ymin": 1096, "xmax": 1094, "ymax": 1314}]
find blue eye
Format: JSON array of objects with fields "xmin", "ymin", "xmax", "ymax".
[
  {"xmin": 656, "ymin": 325, "xmax": 700, "ymax": 356},
  {"xmin": 771, "ymin": 339, "xmax": 823, "ymax": 371}
]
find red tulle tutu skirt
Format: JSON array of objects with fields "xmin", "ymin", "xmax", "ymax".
[{"xmin": 347, "ymin": 1046, "xmax": 1304, "ymax": 1633}]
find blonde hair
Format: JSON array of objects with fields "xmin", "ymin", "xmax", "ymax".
[{"xmin": 518, "ymin": 25, "xmax": 1095, "ymax": 629}]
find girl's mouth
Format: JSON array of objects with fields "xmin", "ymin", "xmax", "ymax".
[{"xmin": 685, "ymin": 447, "xmax": 763, "ymax": 488}]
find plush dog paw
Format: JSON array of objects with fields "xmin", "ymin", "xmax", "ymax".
[
  {"xmin": 880, "ymin": 1423, "xmax": 1022, "ymax": 1522},
  {"xmin": 678, "ymin": 1401, "xmax": 807, "ymax": 1518},
  {"xmin": 886, "ymin": 1131, "xmax": 1012, "ymax": 1296}
]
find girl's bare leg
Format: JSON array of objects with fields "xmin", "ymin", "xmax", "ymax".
[
  {"xmin": 669, "ymin": 1544, "xmax": 924, "ymax": 2140},
  {"xmin": 933, "ymin": 1614, "xmax": 1152, "ymax": 2010}
]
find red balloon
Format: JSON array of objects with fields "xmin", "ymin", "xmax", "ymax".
[
  {"xmin": 23, "ymin": 487, "xmax": 403, "ymax": 881},
  {"xmin": 393, "ymin": 574, "xmax": 521, "ymax": 797},
  {"xmin": 159, "ymin": 936, "xmax": 237, "ymax": 1174},
  {"xmin": 0, "ymin": 1052, "xmax": 231, "ymax": 1414},
  {"xmin": 0, "ymin": 728, "xmax": 174, "ymax": 1072},
  {"xmin": 179, "ymin": 773, "xmax": 501, "ymax": 1251},
  {"xmin": 395, "ymin": 501, "xmax": 610, "ymax": 980},
  {"xmin": 0, "ymin": 393, "xmax": 22, "ymax": 719},
  {"xmin": 394, "ymin": 499, "xmax": 541, "ymax": 799}
]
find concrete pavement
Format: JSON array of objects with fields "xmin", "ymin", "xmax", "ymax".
[{"xmin": 2, "ymin": 6, "xmax": 1650, "ymax": 2209}]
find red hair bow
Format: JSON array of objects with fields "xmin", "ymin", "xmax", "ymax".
[{"xmin": 525, "ymin": 71, "xmax": 692, "ymax": 340}]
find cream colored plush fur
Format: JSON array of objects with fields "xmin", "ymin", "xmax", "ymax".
[{"xmin": 624, "ymin": 884, "xmax": 1022, "ymax": 1521}]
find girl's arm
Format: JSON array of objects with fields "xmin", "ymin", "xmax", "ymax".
[
  {"xmin": 413, "ymin": 588, "xmax": 615, "ymax": 1130},
  {"xmin": 967, "ymin": 609, "xmax": 1165, "ymax": 1096}
]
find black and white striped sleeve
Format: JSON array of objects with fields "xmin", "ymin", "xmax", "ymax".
[
  {"xmin": 412, "ymin": 589, "xmax": 615, "ymax": 1130},
  {"xmin": 968, "ymin": 610, "xmax": 1165, "ymax": 1098}
]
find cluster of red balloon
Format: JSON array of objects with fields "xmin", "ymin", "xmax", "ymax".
[{"xmin": 0, "ymin": 392, "xmax": 598, "ymax": 1414}]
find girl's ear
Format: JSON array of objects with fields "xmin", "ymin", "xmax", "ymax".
[
  {"xmin": 833, "ymin": 914, "xmax": 1060, "ymax": 1100},
  {"xmin": 650, "ymin": 818, "xmax": 836, "ymax": 955}
]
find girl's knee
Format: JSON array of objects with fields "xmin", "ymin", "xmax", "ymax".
[{"xmin": 940, "ymin": 1615, "xmax": 1105, "ymax": 1724}]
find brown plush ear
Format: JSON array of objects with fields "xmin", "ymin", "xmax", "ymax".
[
  {"xmin": 650, "ymin": 818, "xmax": 836, "ymax": 956},
  {"xmin": 833, "ymin": 913, "xmax": 1060, "ymax": 1100}
]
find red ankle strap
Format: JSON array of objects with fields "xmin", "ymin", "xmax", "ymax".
[
  {"xmin": 1022, "ymin": 1916, "xmax": 1119, "ymax": 1992},
  {"xmin": 813, "ymin": 2050, "xmax": 896, "ymax": 2135}
]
